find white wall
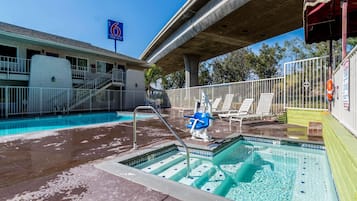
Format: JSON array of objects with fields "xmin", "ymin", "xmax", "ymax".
[
  {"xmin": 28, "ymin": 55, "xmax": 72, "ymax": 112},
  {"xmin": 332, "ymin": 47, "xmax": 357, "ymax": 137},
  {"xmin": 124, "ymin": 69, "xmax": 145, "ymax": 109},
  {"xmin": 29, "ymin": 55, "xmax": 72, "ymax": 88}
]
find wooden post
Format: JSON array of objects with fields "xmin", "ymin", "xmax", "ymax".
[{"xmin": 342, "ymin": 0, "xmax": 348, "ymax": 59}]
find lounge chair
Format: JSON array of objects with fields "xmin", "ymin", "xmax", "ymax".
[
  {"xmin": 229, "ymin": 93, "xmax": 274, "ymax": 127},
  {"xmin": 212, "ymin": 94, "xmax": 234, "ymax": 115},
  {"xmin": 211, "ymin": 97, "xmax": 222, "ymax": 112},
  {"xmin": 218, "ymin": 98, "xmax": 254, "ymax": 119}
]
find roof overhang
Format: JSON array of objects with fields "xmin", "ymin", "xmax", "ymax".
[
  {"xmin": 0, "ymin": 22, "xmax": 148, "ymax": 68},
  {"xmin": 304, "ymin": 0, "xmax": 357, "ymax": 43}
]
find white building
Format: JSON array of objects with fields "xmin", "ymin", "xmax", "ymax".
[{"xmin": 0, "ymin": 22, "xmax": 147, "ymax": 117}]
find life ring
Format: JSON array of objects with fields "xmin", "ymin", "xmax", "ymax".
[{"xmin": 326, "ymin": 79, "xmax": 334, "ymax": 101}]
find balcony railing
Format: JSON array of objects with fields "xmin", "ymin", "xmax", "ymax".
[
  {"xmin": 71, "ymin": 64, "xmax": 88, "ymax": 71},
  {"xmin": 0, "ymin": 56, "xmax": 31, "ymax": 75}
]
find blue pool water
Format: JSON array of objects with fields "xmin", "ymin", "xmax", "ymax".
[
  {"xmin": 0, "ymin": 112, "xmax": 151, "ymax": 137},
  {"xmin": 133, "ymin": 139, "xmax": 338, "ymax": 201}
]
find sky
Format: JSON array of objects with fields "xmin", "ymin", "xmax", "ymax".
[{"xmin": 0, "ymin": 0, "xmax": 303, "ymax": 59}]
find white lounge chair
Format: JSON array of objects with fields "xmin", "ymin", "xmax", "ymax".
[
  {"xmin": 218, "ymin": 98, "xmax": 254, "ymax": 119},
  {"xmin": 229, "ymin": 93, "xmax": 274, "ymax": 127},
  {"xmin": 211, "ymin": 97, "xmax": 222, "ymax": 112},
  {"xmin": 212, "ymin": 94, "xmax": 234, "ymax": 115}
]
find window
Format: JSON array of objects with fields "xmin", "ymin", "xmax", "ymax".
[
  {"xmin": 117, "ymin": 64, "xmax": 125, "ymax": 71},
  {"xmin": 46, "ymin": 52, "xmax": 59, "ymax": 57},
  {"xmin": 106, "ymin": 63, "xmax": 114, "ymax": 72},
  {"xmin": 0, "ymin": 44, "xmax": 17, "ymax": 58},
  {"xmin": 66, "ymin": 56, "xmax": 88, "ymax": 71},
  {"xmin": 26, "ymin": 49, "xmax": 40, "ymax": 60},
  {"xmin": 96, "ymin": 61, "xmax": 113, "ymax": 73}
]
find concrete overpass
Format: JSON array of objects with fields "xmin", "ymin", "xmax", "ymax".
[{"xmin": 140, "ymin": 0, "xmax": 303, "ymax": 87}]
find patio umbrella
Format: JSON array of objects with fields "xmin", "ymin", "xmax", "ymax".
[{"xmin": 304, "ymin": 0, "xmax": 357, "ymax": 44}]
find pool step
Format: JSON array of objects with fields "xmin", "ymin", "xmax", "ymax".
[
  {"xmin": 141, "ymin": 154, "xmax": 185, "ymax": 175},
  {"xmin": 200, "ymin": 169, "xmax": 228, "ymax": 195},
  {"xmin": 158, "ymin": 158, "xmax": 201, "ymax": 180},
  {"xmin": 201, "ymin": 163, "xmax": 245, "ymax": 196},
  {"xmin": 179, "ymin": 162, "xmax": 213, "ymax": 186}
]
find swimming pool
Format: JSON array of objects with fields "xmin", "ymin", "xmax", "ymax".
[
  {"xmin": 0, "ymin": 112, "xmax": 152, "ymax": 137},
  {"xmin": 97, "ymin": 137, "xmax": 338, "ymax": 201}
]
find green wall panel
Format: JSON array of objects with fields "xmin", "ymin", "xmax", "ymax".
[
  {"xmin": 287, "ymin": 109, "xmax": 357, "ymax": 201},
  {"xmin": 322, "ymin": 114, "xmax": 357, "ymax": 201}
]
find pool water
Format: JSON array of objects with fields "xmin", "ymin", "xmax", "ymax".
[
  {"xmin": 0, "ymin": 112, "xmax": 151, "ymax": 136},
  {"xmin": 134, "ymin": 140, "xmax": 338, "ymax": 201}
]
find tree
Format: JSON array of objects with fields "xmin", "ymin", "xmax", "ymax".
[
  {"xmin": 247, "ymin": 43, "xmax": 285, "ymax": 79},
  {"xmin": 199, "ymin": 62, "xmax": 213, "ymax": 85},
  {"xmin": 144, "ymin": 65, "xmax": 165, "ymax": 93},
  {"xmin": 164, "ymin": 69, "xmax": 185, "ymax": 89},
  {"xmin": 211, "ymin": 48, "xmax": 253, "ymax": 84},
  {"xmin": 283, "ymin": 37, "xmax": 345, "ymax": 61}
]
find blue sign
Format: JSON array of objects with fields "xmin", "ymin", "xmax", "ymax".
[{"xmin": 108, "ymin": 20, "xmax": 123, "ymax": 41}]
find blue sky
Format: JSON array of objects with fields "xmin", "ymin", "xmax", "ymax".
[{"xmin": 0, "ymin": 0, "xmax": 303, "ymax": 59}]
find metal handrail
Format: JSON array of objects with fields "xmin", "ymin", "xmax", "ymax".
[{"xmin": 133, "ymin": 105, "xmax": 191, "ymax": 177}]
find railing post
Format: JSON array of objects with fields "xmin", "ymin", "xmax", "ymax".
[
  {"xmin": 7, "ymin": 58, "xmax": 9, "ymax": 79},
  {"xmin": 5, "ymin": 86, "xmax": 9, "ymax": 118},
  {"xmin": 67, "ymin": 88, "xmax": 70, "ymax": 113},
  {"xmin": 283, "ymin": 63, "xmax": 286, "ymax": 109},
  {"xmin": 107, "ymin": 90, "xmax": 110, "ymax": 111},
  {"xmin": 39, "ymin": 88, "xmax": 42, "ymax": 115},
  {"xmin": 89, "ymin": 90, "xmax": 92, "ymax": 112}
]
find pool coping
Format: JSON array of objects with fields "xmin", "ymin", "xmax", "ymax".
[
  {"xmin": 95, "ymin": 141, "xmax": 228, "ymax": 201},
  {"xmin": 0, "ymin": 111, "xmax": 157, "ymax": 142},
  {"xmin": 95, "ymin": 135, "xmax": 326, "ymax": 201}
]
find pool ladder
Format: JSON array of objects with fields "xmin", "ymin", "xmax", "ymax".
[{"xmin": 132, "ymin": 106, "xmax": 191, "ymax": 177}]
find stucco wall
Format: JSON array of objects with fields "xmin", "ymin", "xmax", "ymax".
[
  {"xmin": 29, "ymin": 55, "xmax": 72, "ymax": 88},
  {"xmin": 28, "ymin": 55, "xmax": 72, "ymax": 112},
  {"xmin": 124, "ymin": 69, "xmax": 145, "ymax": 109}
]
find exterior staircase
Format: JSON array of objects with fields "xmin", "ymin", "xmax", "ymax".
[
  {"xmin": 48, "ymin": 69, "xmax": 124, "ymax": 112},
  {"xmin": 69, "ymin": 69, "xmax": 124, "ymax": 110}
]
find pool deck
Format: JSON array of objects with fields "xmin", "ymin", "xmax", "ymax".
[{"xmin": 0, "ymin": 109, "xmax": 322, "ymax": 201}]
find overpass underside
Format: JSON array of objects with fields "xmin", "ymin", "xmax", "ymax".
[{"xmin": 142, "ymin": 0, "xmax": 303, "ymax": 86}]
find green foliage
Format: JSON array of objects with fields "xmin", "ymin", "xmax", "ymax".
[
  {"xmin": 347, "ymin": 37, "xmax": 357, "ymax": 47},
  {"xmin": 284, "ymin": 37, "xmax": 342, "ymax": 60},
  {"xmin": 164, "ymin": 69, "xmax": 185, "ymax": 89},
  {"xmin": 144, "ymin": 65, "xmax": 165, "ymax": 91},
  {"xmin": 210, "ymin": 48, "xmax": 253, "ymax": 84},
  {"xmin": 247, "ymin": 43, "xmax": 285, "ymax": 79},
  {"xmin": 199, "ymin": 63, "xmax": 213, "ymax": 86},
  {"xmin": 277, "ymin": 111, "xmax": 287, "ymax": 124}
]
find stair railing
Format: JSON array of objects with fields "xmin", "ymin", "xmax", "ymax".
[{"xmin": 132, "ymin": 105, "xmax": 191, "ymax": 177}]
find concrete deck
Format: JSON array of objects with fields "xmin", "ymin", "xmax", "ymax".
[{"xmin": 0, "ymin": 109, "xmax": 322, "ymax": 201}]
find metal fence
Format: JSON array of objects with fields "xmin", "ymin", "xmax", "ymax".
[
  {"xmin": 162, "ymin": 56, "xmax": 339, "ymax": 114},
  {"xmin": 284, "ymin": 56, "xmax": 329, "ymax": 110},
  {"xmin": 0, "ymin": 86, "xmax": 145, "ymax": 118},
  {"xmin": 332, "ymin": 46, "xmax": 357, "ymax": 136},
  {"xmin": 164, "ymin": 77, "xmax": 285, "ymax": 114}
]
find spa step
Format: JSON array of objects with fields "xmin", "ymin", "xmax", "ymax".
[
  {"xmin": 308, "ymin": 122, "xmax": 322, "ymax": 137},
  {"xmin": 200, "ymin": 169, "xmax": 229, "ymax": 195},
  {"xmin": 179, "ymin": 162, "xmax": 213, "ymax": 186},
  {"xmin": 158, "ymin": 158, "xmax": 201, "ymax": 180},
  {"xmin": 200, "ymin": 164, "xmax": 244, "ymax": 196},
  {"xmin": 141, "ymin": 154, "xmax": 185, "ymax": 175}
]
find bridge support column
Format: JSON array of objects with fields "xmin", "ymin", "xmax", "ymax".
[{"xmin": 184, "ymin": 54, "xmax": 199, "ymax": 88}]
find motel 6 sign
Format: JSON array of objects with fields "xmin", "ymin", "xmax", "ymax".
[{"xmin": 108, "ymin": 20, "xmax": 123, "ymax": 41}]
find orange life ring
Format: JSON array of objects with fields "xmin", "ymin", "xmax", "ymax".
[{"xmin": 326, "ymin": 79, "xmax": 334, "ymax": 101}]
